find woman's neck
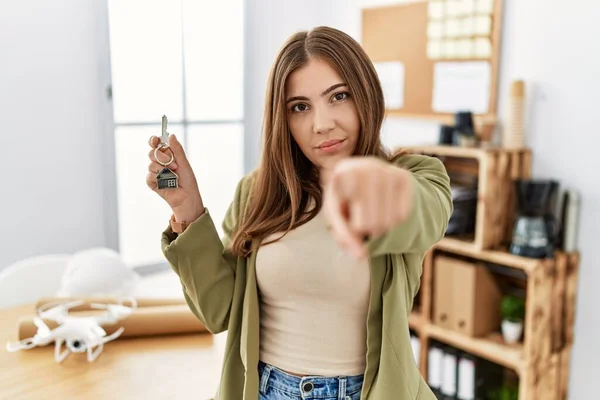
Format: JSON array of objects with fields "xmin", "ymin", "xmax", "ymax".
[{"xmin": 319, "ymin": 167, "xmax": 332, "ymax": 189}]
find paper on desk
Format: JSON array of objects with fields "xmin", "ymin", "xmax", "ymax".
[
  {"xmin": 432, "ymin": 61, "xmax": 491, "ymax": 114},
  {"xmin": 474, "ymin": 15, "xmax": 492, "ymax": 35},
  {"xmin": 374, "ymin": 61, "xmax": 405, "ymax": 109},
  {"xmin": 428, "ymin": 21, "xmax": 444, "ymax": 39},
  {"xmin": 474, "ymin": 38, "xmax": 492, "ymax": 58},
  {"xmin": 428, "ymin": 40, "xmax": 443, "ymax": 60},
  {"xmin": 445, "ymin": 19, "xmax": 461, "ymax": 38},
  {"xmin": 476, "ymin": 0, "xmax": 495, "ymax": 15},
  {"xmin": 428, "ymin": 1, "xmax": 444, "ymax": 19}
]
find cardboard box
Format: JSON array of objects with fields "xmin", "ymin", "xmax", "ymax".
[{"xmin": 434, "ymin": 255, "xmax": 502, "ymax": 337}]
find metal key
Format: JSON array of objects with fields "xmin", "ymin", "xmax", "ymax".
[
  {"xmin": 161, "ymin": 115, "xmax": 169, "ymax": 147},
  {"xmin": 155, "ymin": 114, "xmax": 178, "ymax": 189}
]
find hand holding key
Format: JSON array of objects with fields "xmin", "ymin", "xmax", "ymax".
[{"xmin": 147, "ymin": 117, "xmax": 205, "ymax": 223}]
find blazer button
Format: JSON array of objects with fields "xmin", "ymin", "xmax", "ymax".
[{"xmin": 302, "ymin": 381, "xmax": 314, "ymax": 392}]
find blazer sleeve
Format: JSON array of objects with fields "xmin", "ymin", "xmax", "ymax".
[
  {"xmin": 161, "ymin": 176, "xmax": 247, "ymax": 334},
  {"xmin": 366, "ymin": 154, "xmax": 453, "ymax": 257}
]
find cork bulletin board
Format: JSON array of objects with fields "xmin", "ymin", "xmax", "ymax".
[{"xmin": 362, "ymin": 0, "xmax": 504, "ymax": 127}]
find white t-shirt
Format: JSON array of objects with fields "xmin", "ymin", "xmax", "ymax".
[{"xmin": 256, "ymin": 206, "xmax": 371, "ymax": 376}]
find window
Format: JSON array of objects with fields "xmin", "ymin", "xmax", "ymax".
[{"xmin": 107, "ymin": 0, "xmax": 244, "ymax": 268}]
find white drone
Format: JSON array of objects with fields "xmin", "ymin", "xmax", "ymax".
[{"xmin": 6, "ymin": 297, "xmax": 137, "ymax": 363}]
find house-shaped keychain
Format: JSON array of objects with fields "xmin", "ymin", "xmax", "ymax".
[{"xmin": 156, "ymin": 167, "xmax": 178, "ymax": 189}]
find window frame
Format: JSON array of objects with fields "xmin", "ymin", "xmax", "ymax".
[{"xmin": 103, "ymin": 0, "xmax": 245, "ymax": 271}]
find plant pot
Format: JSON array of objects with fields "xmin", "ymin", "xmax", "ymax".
[{"xmin": 501, "ymin": 320, "xmax": 523, "ymax": 344}]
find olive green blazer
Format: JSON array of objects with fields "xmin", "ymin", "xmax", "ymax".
[{"xmin": 161, "ymin": 154, "xmax": 452, "ymax": 399}]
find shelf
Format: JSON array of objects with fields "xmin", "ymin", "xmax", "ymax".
[
  {"xmin": 424, "ymin": 323, "xmax": 524, "ymax": 373},
  {"xmin": 384, "ymin": 111, "xmax": 497, "ymax": 128},
  {"xmin": 404, "ymin": 144, "xmax": 530, "ymax": 160},
  {"xmin": 406, "ymin": 144, "xmax": 489, "ymax": 159},
  {"xmin": 434, "ymin": 237, "xmax": 541, "ymax": 273}
]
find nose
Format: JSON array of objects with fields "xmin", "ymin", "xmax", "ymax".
[{"xmin": 312, "ymin": 107, "xmax": 335, "ymax": 134}]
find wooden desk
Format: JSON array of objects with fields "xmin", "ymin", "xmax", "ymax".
[{"xmin": 0, "ymin": 304, "xmax": 226, "ymax": 399}]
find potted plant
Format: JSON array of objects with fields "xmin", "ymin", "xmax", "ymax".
[
  {"xmin": 487, "ymin": 385, "xmax": 519, "ymax": 400},
  {"xmin": 500, "ymin": 294, "xmax": 525, "ymax": 344}
]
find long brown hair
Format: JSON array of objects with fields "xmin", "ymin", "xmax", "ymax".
[{"xmin": 230, "ymin": 26, "xmax": 403, "ymax": 257}]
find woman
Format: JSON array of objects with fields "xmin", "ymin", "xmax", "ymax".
[{"xmin": 147, "ymin": 26, "xmax": 451, "ymax": 400}]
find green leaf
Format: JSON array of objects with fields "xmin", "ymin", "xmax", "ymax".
[{"xmin": 501, "ymin": 294, "xmax": 525, "ymax": 322}]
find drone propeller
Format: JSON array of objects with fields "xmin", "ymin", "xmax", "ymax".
[
  {"xmin": 37, "ymin": 300, "xmax": 85, "ymax": 322},
  {"xmin": 6, "ymin": 317, "xmax": 54, "ymax": 352},
  {"xmin": 89, "ymin": 297, "xmax": 137, "ymax": 324},
  {"xmin": 38, "ymin": 299, "xmax": 85, "ymax": 313},
  {"xmin": 6, "ymin": 338, "xmax": 36, "ymax": 352}
]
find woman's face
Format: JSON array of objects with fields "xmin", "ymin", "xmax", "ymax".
[{"xmin": 285, "ymin": 58, "xmax": 360, "ymax": 173}]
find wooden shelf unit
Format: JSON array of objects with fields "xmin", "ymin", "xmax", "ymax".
[
  {"xmin": 410, "ymin": 242, "xmax": 579, "ymax": 400},
  {"xmin": 402, "ymin": 144, "xmax": 579, "ymax": 398}
]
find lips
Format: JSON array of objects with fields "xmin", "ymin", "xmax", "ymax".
[{"xmin": 317, "ymin": 139, "xmax": 345, "ymax": 149}]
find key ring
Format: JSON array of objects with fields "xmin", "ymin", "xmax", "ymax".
[{"xmin": 154, "ymin": 144, "xmax": 174, "ymax": 167}]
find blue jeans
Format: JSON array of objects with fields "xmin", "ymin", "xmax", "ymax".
[{"xmin": 258, "ymin": 361, "xmax": 364, "ymax": 400}]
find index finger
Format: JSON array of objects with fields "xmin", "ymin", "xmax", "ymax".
[{"xmin": 324, "ymin": 185, "xmax": 366, "ymax": 260}]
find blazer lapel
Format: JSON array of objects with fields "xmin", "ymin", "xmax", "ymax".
[
  {"xmin": 361, "ymin": 253, "xmax": 387, "ymax": 397},
  {"xmin": 240, "ymin": 239, "xmax": 261, "ymax": 396}
]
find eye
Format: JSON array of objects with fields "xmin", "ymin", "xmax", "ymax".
[
  {"xmin": 291, "ymin": 103, "xmax": 309, "ymax": 113},
  {"xmin": 332, "ymin": 92, "xmax": 350, "ymax": 102}
]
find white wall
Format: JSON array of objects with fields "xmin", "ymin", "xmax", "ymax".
[
  {"xmin": 0, "ymin": 1, "xmax": 114, "ymax": 270},
  {"xmin": 495, "ymin": 2, "xmax": 600, "ymax": 398},
  {"xmin": 244, "ymin": 0, "xmax": 600, "ymax": 398}
]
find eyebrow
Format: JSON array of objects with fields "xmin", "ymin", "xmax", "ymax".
[{"xmin": 286, "ymin": 83, "xmax": 347, "ymax": 104}]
